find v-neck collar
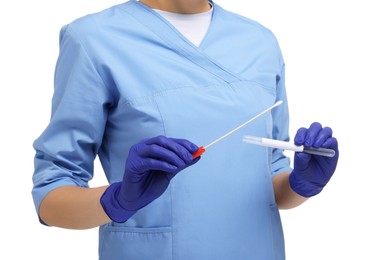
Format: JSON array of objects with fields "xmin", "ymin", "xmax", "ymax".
[
  {"xmin": 123, "ymin": 0, "xmax": 242, "ymax": 83},
  {"xmin": 131, "ymin": 0, "xmax": 216, "ymax": 49},
  {"xmin": 153, "ymin": 7, "xmax": 213, "ymax": 47}
]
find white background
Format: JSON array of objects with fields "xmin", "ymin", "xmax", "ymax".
[{"xmin": 1, "ymin": 0, "xmax": 365, "ymax": 259}]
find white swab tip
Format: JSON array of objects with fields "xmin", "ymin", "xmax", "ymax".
[{"xmin": 274, "ymin": 100, "xmax": 283, "ymax": 107}]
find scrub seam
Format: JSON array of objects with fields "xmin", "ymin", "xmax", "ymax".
[
  {"xmin": 152, "ymin": 98, "xmax": 167, "ymax": 137},
  {"xmin": 118, "ymin": 83, "xmax": 231, "ymax": 107},
  {"xmin": 152, "ymin": 97, "xmax": 175, "ymax": 260},
  {"xmin": 61, "ymin": 25, "xmax": 119, "ymax": 108},
  {"xmin": 266, "ymin": 150, "xmax": 277, "ymax": 259}
]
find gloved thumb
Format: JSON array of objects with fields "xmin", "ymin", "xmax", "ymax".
[{"xmin": 294, "ymin": 152, "xmax": 312, "ymax": 171}]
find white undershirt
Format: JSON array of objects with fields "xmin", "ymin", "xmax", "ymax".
[{"xmin": 154, "ymin": 6, "xmax": 213, "ymax": 47}]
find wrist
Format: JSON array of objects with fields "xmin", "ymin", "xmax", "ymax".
[
  {"xmin": 289, "ymin": 170, "xmax": 323, "ymax": 198},
  {"xmin": 100, "ymin": 182, "xmax": 137, "ymax": 223}
]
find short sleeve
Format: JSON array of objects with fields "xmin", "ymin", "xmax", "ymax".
[{"xmin": 31, "ymin": 25, "xmax": 114, "ymax": 213}]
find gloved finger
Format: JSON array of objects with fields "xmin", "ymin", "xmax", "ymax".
[
  {"xmin": 127, "ymin": 141, "xmax": 186, "ymax": 172},
  {"xmin": 304, "ymin": 122, "xmax": 323, "ymax": 147},
  {"xmin": 145, "ymin": 136, "xmax": 194, "ymax": 164},
  {"xmin": 323, "ymin": 136, "xmax": 339, "ymax": 151},
  {"xmin": 140, "ymin": 143, "xmax": 187, "ymax": 169},
  {"xmin": 170, "ymin": 138, "xmax": 202, "ymax": 166},
  {"xmin": 170, "ymin": 138, "xmax": 199, "ymax": 154},
  {"xmin": 137, "ymin": 157, "xmax": 181, "ymax": 174},
  {"xmin": 313, "ymin": 126, "xmax": 333, "ymax": 148},
  {"xmin": 294, "ymin": 127, "xmax": 307, "ymax": 145}
]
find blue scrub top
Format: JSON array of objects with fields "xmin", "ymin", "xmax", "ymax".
[{"xmin": 32, "ymin": 1, "xmax": 292, "ymax": 259}]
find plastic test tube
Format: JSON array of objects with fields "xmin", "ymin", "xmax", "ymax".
[{"xmin": 243, "ymin": 135, "xmax": 336, "ymax": 157}]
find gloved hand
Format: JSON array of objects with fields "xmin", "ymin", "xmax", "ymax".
[
  {"xmin": 289, "ymin": 122, "xmax": 339, "ymax": 197},
  {"xmin": 101, "ymin": 135, "xmax": 200, "ymax": 223}
]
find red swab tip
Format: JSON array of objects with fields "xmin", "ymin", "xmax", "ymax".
[{"xmin": 192, "ymin": 146, "xmax": 206, "ymax": 159}]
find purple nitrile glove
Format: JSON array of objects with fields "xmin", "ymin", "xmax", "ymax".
[
  {"xmin": 289, "ymin": 122, "xmax": 339, "ymax": 197},
  {"xmin": 101, "ymin": 135, "xmax": 200, "ymax": 223}
]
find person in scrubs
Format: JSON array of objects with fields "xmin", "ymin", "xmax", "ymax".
[{"xmin": 32, "ymin": 0, "xmax": 339, "ymax": 259}]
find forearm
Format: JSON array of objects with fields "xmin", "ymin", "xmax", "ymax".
[
  {"xmin": 272, "ymin": 172, "xmax": 308, "ymax": 209},
  {"xmin": 39, "ymin": 185, "xmax": 111, "ymax": 229}
]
